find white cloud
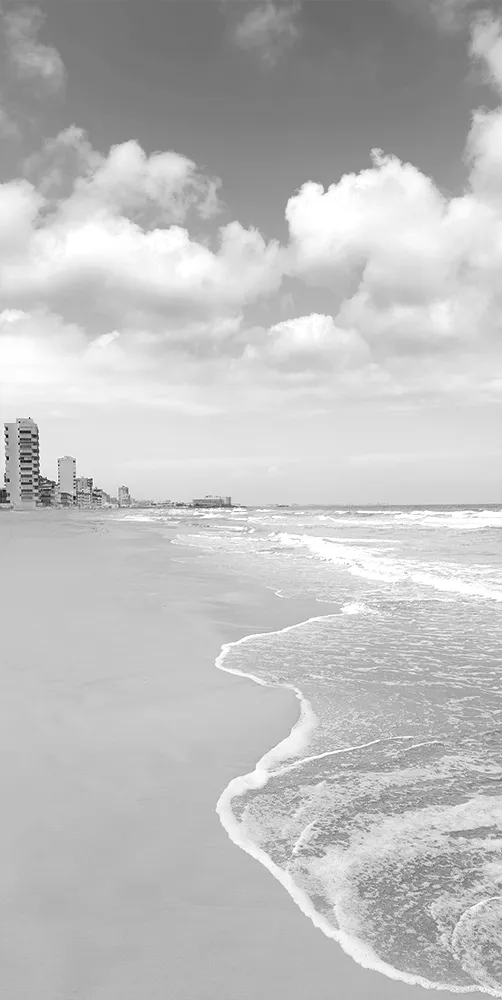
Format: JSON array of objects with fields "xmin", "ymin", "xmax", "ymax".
[
  {"xmin": 470, "ymin": 14, "xmax": 502, "ymax": 90},
  {"xmin": 0, "ymin": 179, "xmax": 44, "ymax": 251},
  {"xmin": 3, "ymin": 6, "xmax": 65, "ymax": 92},
  {"xmin": 282, "ymin": 14, "xmax": 502, "ymax": 365},
  {"xmin": 285, "ymin": 151, "xmax": 452, "ymax": 306},
  {"xmin": 0, "ymin": 132, "xmax": 281, "ymax": 329},
  {"xmin": 0, "ymin": 308, "xmax": 222, "ymax": 414},
  {"xmin": 248, "ymin": 313, "xmax": 370, "ymax": 371},
  {"xmin": 24, "ymin": 126, "xmax": 222, "ymax": 223},
  {"xmin": 231, "ymin": 1, "xmax": 301, "ymax": 67},
  {"xmin": 1, "ymin": 5, "xmax": 502, "ymax": 424}
]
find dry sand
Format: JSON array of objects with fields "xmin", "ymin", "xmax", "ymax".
[{"xmin": 0, "ymin": 511, "xmax": 483, "ymax": 1000}]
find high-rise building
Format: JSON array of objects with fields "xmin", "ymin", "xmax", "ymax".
[
  {"xmin": 118, "ymin": 485, "xmax": 131, "ymax": 507},
  {"xmin": 76, "ymin": 476, "xmax": 93, "ymax": 508},
  {"xmin": 58, "ymin": 456, "xmax": 76, "ymax": 504},
  {"xmin": 4, "ymin": 418, "xmax": 40, "ymax": 509}
]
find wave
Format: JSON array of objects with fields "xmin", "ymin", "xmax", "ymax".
[
  {"xmin": 392, "ymin": 510, "xmax": 502, "ymax": 531},
  {"xmin": 341, "ymin": 601, "xmax": 380, "ymax": 615},
  {"xmin": 215, "ymin": 617, "xmax": 329, "ymax": 767},
  {"xmin": 274, "ymin": 533, "xmax": 502, "ymax": 603},
  {"xmin": 120, "ymin": 514, "xmax": 157, "ymax": 522},
  {"xmin": 281, "ymin": 509, "xmax": 502, "ymax": 531},
  {"xmin": 215, "ymin": 616, "xmax": 502, "ymax": 996}
]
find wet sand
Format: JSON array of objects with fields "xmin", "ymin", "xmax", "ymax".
[{"xmin": 0, "ymin": 511, "xmax": 483, "ymax": 1000}]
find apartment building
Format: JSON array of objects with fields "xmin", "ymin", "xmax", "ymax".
[
  {"xmin": 76, "ymin": 476, "xmax": 93, "ymax": 508},
  {"xmin": 4, "ymin": 418, "xmax": 40, "ymax": 509},
  {"xmin": 118, "ymin": 485, "xmax": 131, "ymax": 507},
  {"xmin": 58, "ymin": 456, "xmax": 76, "ymax": 504}
]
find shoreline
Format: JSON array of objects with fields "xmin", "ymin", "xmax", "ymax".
[
  {"xmin": 214, "ymin": 623, "xmax": 491, "ymax": 998},
  {"xmin": 0, "ymin": 510, "xmax": 489, "ymax": 1000}
]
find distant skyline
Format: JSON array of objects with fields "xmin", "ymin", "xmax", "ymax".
[{"xmin": 0, "ymin": 1, "xmax": 501, "ymax": 504}]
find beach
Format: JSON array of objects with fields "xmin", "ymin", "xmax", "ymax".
[{"xmin": 0, "ymin": 511, "xmax": 487, "ymax": 1000}]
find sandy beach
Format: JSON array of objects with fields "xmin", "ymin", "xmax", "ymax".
[{"xmin": 0, "ymin": 511, "xmax": 484, "ymax": 1000}]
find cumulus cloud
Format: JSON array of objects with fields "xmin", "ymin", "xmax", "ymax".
[
  {"xmin": 23, "ymin": 126, "xmax": 222, "ymax": 222},
  {"xmin": 3, "ymin": 5, "xmax": 65, "ymax": 92},
  {"xmin": 282, "ymin": 9, "xmax": 502, "ymax": 367},
  {"xmin": 231, "ymin": 1, "xmax": 301, "ymax": 67},
  {"xmin": 1, "ymin": 4, "xmax": 502, "ymax": 420},
  {"xmin": 246, "ymin": 313, "xmax": 370, "ymax": 371},
  {"xmin": 0, "ymin": 130, "xmax": 281, "ymax": 331},
  {"xmin": 0, "ymin": 308, "xmax": 223, "ymax": 414},
  {"xmin": 285, "ymin": 151, "xmax": 452, "ymax": 305}
]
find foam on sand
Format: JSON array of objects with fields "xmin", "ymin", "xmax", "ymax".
[
  {"xmin": 341, "ymin": 601, "xmax": 379, "ymax": 615},
  {"xmin": 215, "ymin": 617, "xmax": 502, "ymax": 997},
  {"xmin": 215, "ymin": 616, "xmax": 331, "ymax": 768}
]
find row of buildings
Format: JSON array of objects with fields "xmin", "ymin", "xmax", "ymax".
[
  {"xmin": 2, "ymin": 417, "xmax": 132, "ymax": 511},
  {"xmin": 2, "ymin": 416, "xmax": 234, "ymax": 511}
]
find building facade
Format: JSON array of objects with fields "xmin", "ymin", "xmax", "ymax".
[
  {"xmin": 92, "ymin": 488, "xmax": 107, "ymax": 508},
  {"xmin": 58, "ymin": 456, "xmax": 76, "ymax": 504},
  {"xmin": 118, "ymin": 485, "xmax": 131, "ymax": 507},
  {"xmin": 192, "ymin": 495, "xmax": 231, "ymax": 508},
  {"xmin": 39, "ymin": 476, "xmax": 56, "ymax": 506},
  {"xmin": 4, "ymin": 418, "xmax": 40, "ymax": 509},
  {"xmin": 76, "ymin": 476, "xmax": 93, "ymax": 508}
]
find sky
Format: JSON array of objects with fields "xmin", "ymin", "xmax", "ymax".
[{"xmin": 0, "ymin": 0, "xmax": 501, "ymax": 504}]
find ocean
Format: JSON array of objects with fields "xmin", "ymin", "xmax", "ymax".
[{"xmin": 121, "ymin": 504, "xmax": 502, "ymax": 997}]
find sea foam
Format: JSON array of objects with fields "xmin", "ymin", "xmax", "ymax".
[
  {"xmin": 215, "ymin": 615, "xmax": 501, "ymax": 996},
  {"xmin": 275, "ymin": 533, "xmax": 502, "ymax": 603}
]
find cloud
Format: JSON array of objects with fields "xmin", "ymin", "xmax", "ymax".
[
  {"xmin": 469, "ymin": 13, "xmax": 502, "ymax": 90},
  {"xmin": 3, "ymin": 5, "xmax": 65, "ymax": 93},
  {"xmin": 0, "ymin": 308, "xmax": 223, "ymax": 414},
  {"xmin": 285, "ymin": 150, "xmax": 451, "ymax": 305},
  {"xmin": 392, "ymin": 1, "xmax": 497, "ymax": 36},
  {"xmin": 1, "ymin": 3, "xmax": 502, "ymax": 423},
  {"xmin": 0, "ymin": 5, "xmax": 66, "ymax": 141},
  {"xmin": 23, "ymin": 126, "xmax": 222, "ymax": 222},
  {"xmin": 0, "ymin": 131, "xmax": 281, "ymax": 330},
  {"xmin": 433, "ymin": 0, "xmax": 502, "ymax": 34},
  {"xmin": 231, "ymin": 1, "xmax": 301, "ymax": 67},
  {"xmin": 282, "ymin": 7, "xmax": 502, "ymax": 364},
  {"xmin": 246, "ymin": 313, "xmax": 370, "ymax": 372}
]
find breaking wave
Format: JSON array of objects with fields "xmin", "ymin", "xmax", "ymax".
[
  {"xmin": 216, "ymin": 605, "xmax": 502, "ymax": 996},
  {"xmin": 122, "ymin": 501, "xmax": 502, "ymax": 995},
  {"xmin": 274, "ymin": 533, "xmax": 502, "ymax": 603}
]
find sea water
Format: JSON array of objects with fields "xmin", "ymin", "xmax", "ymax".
[{"xmin": 124, "ymin": 505, "xmax": 502, "ymax": 995}]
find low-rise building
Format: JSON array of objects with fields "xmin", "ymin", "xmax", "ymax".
[
  {"xmin": 92, "ymin": 488, "xmax": 111, "ymax": 508},
  {"xmin": 39, "ymin": 476, "xmax": 56, "ymax": 506},
  {"xmin": 118, "ymin": 485, "xmax": 131, "ymax": 507},
  {"xmin": 76, "ymin": 476, "xmax": 93, "ymax": 508},
  {"xmin": 192, "ymin": 495, "xmax": 231, "ymax": 508}
]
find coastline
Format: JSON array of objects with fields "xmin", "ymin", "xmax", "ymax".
[
  {"xmin": 215, "ymin": 635, "xmax": 493, "ymax": 999},
  {"xmin": 0, "ymin": 510, "xmax": 486, "ymax": 1000}
]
